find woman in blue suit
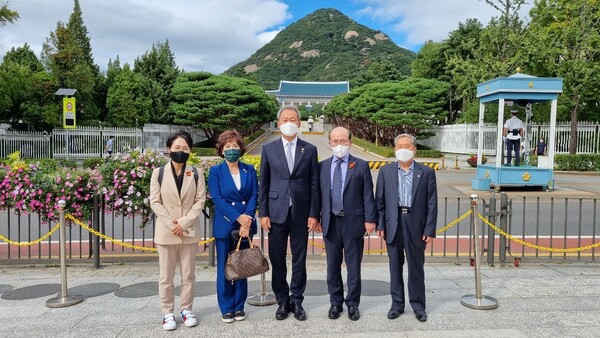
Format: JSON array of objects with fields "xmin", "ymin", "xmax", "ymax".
[{"xmin": 208, "ymin": 130, "xmax": 258, "ymax": 323}]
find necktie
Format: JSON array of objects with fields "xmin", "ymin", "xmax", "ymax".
[
  {"xmin": 286, "ymin": 142, "xmax": 294, "ymax": 173},
  {"xmin": 332, "ymin": 158, "xmax": 343, "ymax": 215}
]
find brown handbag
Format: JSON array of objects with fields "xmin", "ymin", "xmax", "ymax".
[{"xmin": 225, "ymin": 236, "xmax": 269, "ymax": 281}]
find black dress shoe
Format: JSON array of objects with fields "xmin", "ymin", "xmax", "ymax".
[
  {"xmin": 275, "ymin": 301, "xmax": 290, "ymax": 320},
  {"xmin": 347, "ymin": 306, "xmax": 360, "ymax": 321},
  {"xmin": 414, "ymin": 310, "xmax": 427, "ymax": 322},
  {"xmin": 328, "ymin": 305, "xmax": 343, "ymax": 319},
  {"xmin": 387, "ymin": 308, "xmax": 404, "ymax": 319},
  {"xmin": 291, "ymin": 302, "xmax": 307, "ymax": 321}
]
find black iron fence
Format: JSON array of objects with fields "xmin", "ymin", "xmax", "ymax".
[{"xmin": 1, "ymin": 195, "xmax": 599, "ymax": 265}]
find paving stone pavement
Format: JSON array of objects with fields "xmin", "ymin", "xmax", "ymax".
[{"xmin": 1, "ymin": 258, "xmax": 600, "ymax": 337}]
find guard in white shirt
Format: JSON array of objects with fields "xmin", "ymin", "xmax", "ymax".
[{"xmin": 502, "ymin": 109, "xmax": 524, "ymax": 166}]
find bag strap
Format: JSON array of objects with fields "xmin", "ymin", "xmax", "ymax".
[
  {"xmin": 235, "ymin": 235, "xmax": 255, "ymax": 251},
  {"xmin": 158, "ymin": 165, "xmax": 199, "ymax": 187}
]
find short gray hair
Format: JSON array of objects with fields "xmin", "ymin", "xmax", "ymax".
[
  {"xmin": 277, "ymin": 106, "xmax": 301, "ymax": 120},
  {"xmin": 394, "ymin": 133, "xmax": 416, "ymax": 147}
]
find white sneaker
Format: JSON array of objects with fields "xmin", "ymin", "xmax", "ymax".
[
  {"xmin": 162, "ymin": 313, "xmax": 176, "ymax": 331},
  {"xmin": 181, "ymin": 309, "xmax": 198, "ymax": 327}
]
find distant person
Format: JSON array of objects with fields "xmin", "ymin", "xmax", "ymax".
[
  {"xmin": 105, "ymin": 136, "xmax": 114, "ymax": 158},
  {"xmin": 502, "ymin": 109, "xmax": 523, "ymax": 166},
  {"xmin": 376, "ymin": 133, "xmax": 438, "ymax": 323},
  {"xmin": 208, "ymin": 130, "xmax": 258, "ymax": 323},
  {"xmin": 150, "ymin": 130, "xmax": 206, "ymax": 331},
  {"xmin": 535, "ymin": 138, "xmax": 547, "ymax": 156},
  {"xmin": 318, "ymin": 126, "xmax": 377, "ymax": 321},
  {"xmin": 259, "ymin": 105, "xmax": 320, "ymax": 321},
  {"xmin": 307, "ymin": 116, "xmax": 314, "ymax": 132}
]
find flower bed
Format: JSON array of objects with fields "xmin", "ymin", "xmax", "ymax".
[{"xmin": 0, "ymin": 151, "xmax": 259, "ymax": 227}]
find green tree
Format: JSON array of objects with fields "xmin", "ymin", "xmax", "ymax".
[
  {"xmin": 0, "ymin": 62, "xmax": 32, "ymax": 125},
  {"xmin": 325, "ymin": 78, "xmax": 450, "ymax": 146},
  {"xmin": 134, "ymin": 40, "xmax": 180, "ymax": 124},
  {"xmin": 106, "ymin": 65, "xmax": 152, "ymax": 127},
  {"xmin": 0, "ymin": 44, "xmax": 43, "ymax": 125},
  {"xmin": 41, "ymin": 19, "xmax": 98, "ymax": 124},
  {"xmin": 0, "ymin": 2, "xmax": 18, "ymax": 28},
  {"xmin": 524, "ymin": 0, "xmax": 600, "ymax": 154},
  {"xmin": 171, "ymin": 72, "xmax": 278, "ymax": 143},
  {"xmin": 356, "ymin": 59, "xmax": 406, "ymax": 86},
  {"xmin": 2, "ymin": 44, "xmax": 43, "ymax": 72}
]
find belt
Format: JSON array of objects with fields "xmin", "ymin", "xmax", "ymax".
[{"xmin": 398, "ymin": 206, "xmax": 411, "ymax": 214}]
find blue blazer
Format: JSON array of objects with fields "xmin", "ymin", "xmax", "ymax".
[
  {"xmin": 208, "ymin": 161, "xmax": 258, "ymax": 239},
  {"xmin": 319, "ymin": 155, "xmax": 378, "ymax": 239}
]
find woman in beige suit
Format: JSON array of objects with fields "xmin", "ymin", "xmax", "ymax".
[{"xmin": 150, "ymin": 130, "xmax": 206, "ymax": 331}]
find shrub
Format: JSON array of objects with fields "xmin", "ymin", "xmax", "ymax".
[
  {"xmin": 416, "ymin": 150, "xmax": 442, "ymax": 158},
  {"xmin": 554, "ymin": 154, "xmax": 600, "ymax": 171},
  {"xmin": 83, "ymin": 158, "xmax": 105, "ymax": 169}
]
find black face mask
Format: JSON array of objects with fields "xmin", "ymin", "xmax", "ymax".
[{"xmin": 170, "ymin": 151, "xmax": 190, "ymax": 164}]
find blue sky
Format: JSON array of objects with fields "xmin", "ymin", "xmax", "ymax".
[{"xmin": 0, "ymin": 0, "xmax": 533, "ymax": 74}]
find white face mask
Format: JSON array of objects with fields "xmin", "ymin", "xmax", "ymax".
[
  {"xmin": 279, "ymin": 122, "xmax": 299, "ymax": 137},
  {"xmin": 331, "ymin": 145, "xmax": 350, "ymax": 158},
  {"xmin": 395, "ymin": 148, "xmax": 414, "ymax": 163}
]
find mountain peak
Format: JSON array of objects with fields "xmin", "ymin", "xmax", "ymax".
[{"xmin": 225, "ymin": 8, "xmax": 415, "ymax": 89}]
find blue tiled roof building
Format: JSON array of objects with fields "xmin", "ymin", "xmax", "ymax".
[{"xmin": 266, "ymin": 80, "xmax": 350, "ymax": 107}]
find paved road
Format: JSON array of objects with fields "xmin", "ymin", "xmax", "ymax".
[{"xmin": 1, "ymin": 260, "xmax": 600, "ymax": 337}]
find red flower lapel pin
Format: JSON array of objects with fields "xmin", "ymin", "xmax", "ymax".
[
  {"xmin": 186, "ymin": 172, "xmax": 192, "ymax": 177},
  {"xmin": 349, "ymin": 162, "xmax": 356, "ymax": 169}
]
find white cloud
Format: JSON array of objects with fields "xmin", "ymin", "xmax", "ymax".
[
  {"xmin": 355, "ymin": 0, "xmax": 533, "ymax": 47},
  {"xmin": 0, "ymin": 0, "xmax": 290, "ymax": 74}
]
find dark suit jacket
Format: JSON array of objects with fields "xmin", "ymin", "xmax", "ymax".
[
  {"xmin": 319, "ymin": 155, "xmax": 378, "ymax": 238},
  {"xmin": 259, "ymin": 138, "xmax": 320, "ymax": 224},
  {"xmin": 208, "ymin": 161, "xmax": 258, "ymax": 239},
  {"xmin": 376, "ymin": 161, "xmax": 438, "ymax": 247}
]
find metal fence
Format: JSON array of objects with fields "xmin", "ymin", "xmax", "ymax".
[
  {"xmin": 1, "ymin": 195, "xmax": 598, "ymax": 265},
  {"xmin": 0, "ymin": 130, "xmax": 51, "ymax": 159},
  {"xmin": 0, "ymin": 124, "xmax": 207, "ymax": 160},
  {"xmin": 421, "ymin": 121, "xmax": 600, "ymax": 155}
]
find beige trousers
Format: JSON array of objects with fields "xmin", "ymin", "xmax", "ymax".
[{"xmin": 157, "ymin": 243, "xmax": 198, "ymax": 314}]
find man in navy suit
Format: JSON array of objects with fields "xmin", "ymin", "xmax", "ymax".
[
  {"xmin": 259, "ymin": 106, "xmax": 320, "ymax": 321},
  {"xmin": 376, "ymin": 133, "xmax": 438, "ymax": 323},
  {"xmin": 319, "ymin": 127, "xmax": 377, "ymax": 321}
]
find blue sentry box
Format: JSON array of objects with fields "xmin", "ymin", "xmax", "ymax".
[{"xmin": 472, "ymin": 177, "xmax": 491, "ymax": 191}]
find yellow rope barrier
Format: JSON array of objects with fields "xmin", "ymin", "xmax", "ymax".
[
  {"xmin": 436, "ymin": 210, "xmax": 472, "ymax": 234},
  {"xmin": 0, "ymin": 223, "xmax": 60, "ymax": 246},
  {"xmin": 477, "ymin": 213, "xmax": 600, "ymax": 253},
  {"xmin": 65, "ymin": 214, "xmax": 214, "ymax": 252}
]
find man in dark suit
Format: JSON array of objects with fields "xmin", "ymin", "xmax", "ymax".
[
  {"xmin": 376, "ymin": 133, "xmax": 438, "ymax": 323},
  {"xmin": 319, "ymin": 127, "xmax": 377, "ymax": 321},
  {"xmin": 259, "ymin": 106, "xmax": 320, "ymax": 321}
]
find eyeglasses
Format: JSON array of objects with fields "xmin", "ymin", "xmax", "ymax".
[{"xmin": 330, "ymin": 140, "xmax": 350, "ymax": 146}]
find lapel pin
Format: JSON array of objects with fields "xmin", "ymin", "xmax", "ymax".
[
  {"xmin": 301, "ymin": 148, "xmax": 305, "ymax": 154},
  {"xmin": 349, "ymin": 162, "xmax": 356, "ymax": 169},
  {"xmin": 186, "ymin": 172, "xmax": 192, "ymax": 177}
]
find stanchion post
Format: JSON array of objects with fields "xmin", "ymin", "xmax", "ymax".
[
  {"xmin": 460, "ymin": 194, "xmax": 498, "ymax": 310},
  {"xmin": 247, "ymin": 225, "xmax": 277, "ymax": 306},
  {"xmin": 499, "ymin": 193, "xmax": 509, "ymax": 266},
  {"xmin": 486, "ymin": 192, "xmax": 496, "ymax": 266},
  {"xmin": 93, "ymin": 193, "xmax": 100, "ymax": 269},
  {"xmin": 46, "ymin": 200, "xmax": 84, "ymax": 308}
]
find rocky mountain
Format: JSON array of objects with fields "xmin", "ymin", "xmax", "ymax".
[{"xmin": 224, "ymin": 8, "xmax": 416, "ymax": 89}]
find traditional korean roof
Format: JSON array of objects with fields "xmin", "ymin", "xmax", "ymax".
[{"xmin": 267, "ymin": 80, "xmax": 350, "ymax": 97}]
